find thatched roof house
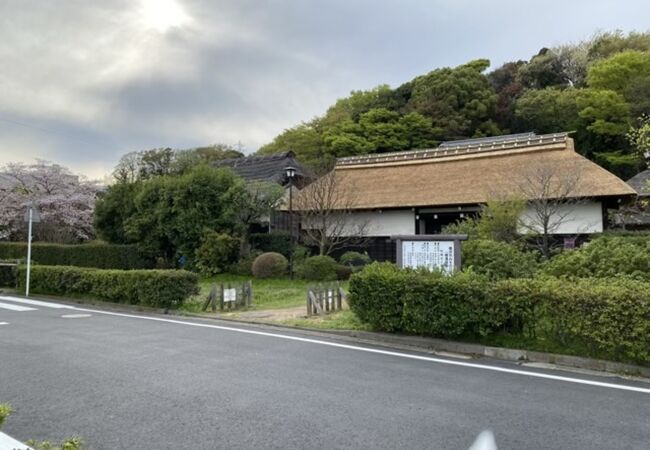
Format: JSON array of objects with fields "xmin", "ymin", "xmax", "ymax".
[{"xmin": 293, "ymin": 132, "xmax": 635, "ymax": 260}]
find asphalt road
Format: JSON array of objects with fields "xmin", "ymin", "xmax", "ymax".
[{"xmin": 0, "ymin": 296, "xmax": 649, "ymax": 450}]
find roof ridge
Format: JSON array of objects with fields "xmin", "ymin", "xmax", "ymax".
[{"xmin": 336, "ymin": 132, "xmax": 569, "ymax": 167}]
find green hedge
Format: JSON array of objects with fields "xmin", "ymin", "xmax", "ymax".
[
  {"xmin": 300, "ymin": 255, "xmax": 338, "ymax": 281},
  {"xmin": 348, "ymin": 263, "xmax": 650, "ymax": 364},
  {"xmin": 0, "ymin": 263, "xmax": 18, "ymax": 288},
  {"xmin": 542, "ymin": 235, "xmax": 650, "ymax": 280},
  {"xmin": 17, "ymin": 265, "xmax": 199, "ymax": 309},
  {"xmin": 0, "ymin": 242, "xmax": 154, "ymax": 270}
]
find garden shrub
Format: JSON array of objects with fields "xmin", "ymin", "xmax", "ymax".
[
  {"xmin": 401, "ymin": 270, "xmax": 492, "ymax": 337},
  {"xmin": 462, "ymin": 239, "xmax": 539, "ymax": 279},
  {"xmin": 194, "ymin": 231, "xmax": 240, "ymax": 275},
  {"xmin": 348, "ymin": 266, "xmax": 650, "ymax": 364},
  {"xmin": 0, "ymin": 403, "xmax": 12, "ymax": 427},
  {"xmin": 339, "ymin": 251, "xmax": 372, "ymax": 270},
  {"xmin": 542, "ymin": 235, "xmax": 650, "ymax": 280},
  {"xmin": 347, "ymin": 262, "xmax": 413, "ymax": 332},
  {"xmin": 251, "ymin": 252, "xmax": 288, "ymax": 278},
  {"xmin": 300, "ymin": 255, "xmax": 338, "ymax": 281},
  {"xmin": 0, "ymin": 242, "xmax": 153, "ymax": 269},
  {"xmin": 249, "ymin": 232, "xmax": 292, "ymax": 257},
  {"xmin": 17, "ymin": 265, "xmax": 198, "ymax": 309}
]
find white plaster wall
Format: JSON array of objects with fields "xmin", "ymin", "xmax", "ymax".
[
  {"xmin": 518, "ymin": 201, "xmax": 603, "ymax": 234},
  {"xmin": 302, "ymin": 209, "xmax": 415, "ymax": 236}
]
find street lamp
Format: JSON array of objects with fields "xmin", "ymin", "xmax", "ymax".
[{"xmin": 285, "ymin": 166, "xmax": 297, "ymax": 280}]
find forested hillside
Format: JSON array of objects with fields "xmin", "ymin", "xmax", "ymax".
[{"xmin": 258, "ymin": 31, "xmax": 650, "ymax": 178}]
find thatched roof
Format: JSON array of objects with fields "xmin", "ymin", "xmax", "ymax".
[{"xmin": 312, "ymin": 132, "xmax": 636, "ymax": 210}]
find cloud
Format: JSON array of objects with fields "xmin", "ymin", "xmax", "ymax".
[{"xmin": 0, "ymin": 0, "xmax": 648, "ymax": 179}]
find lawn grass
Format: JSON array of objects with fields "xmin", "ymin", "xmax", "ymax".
[
  {"xmin": 181, "ymin": 274, "xmax": 349, "ymax": 313},
  {"xmin": 279, "ymin": 309, "xmax": 372, "ymax": 331}
]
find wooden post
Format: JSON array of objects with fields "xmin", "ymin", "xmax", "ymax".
[
  {"xmin": 210, "ymin": 284, "xmax": 217, "ymax": 312},
  {"xmin": 219, "ymin": 284, "xmax": 224, "ymax": 311}
]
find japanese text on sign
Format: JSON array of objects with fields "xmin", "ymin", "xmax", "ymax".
[{"xmin": 401, "ymin": 240, "xmax": 454, "ymax": 273}]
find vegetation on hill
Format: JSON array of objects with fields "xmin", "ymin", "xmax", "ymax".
[{"xmin": 259, "ymin": 31, "xmax": 650, "ymax": 178}]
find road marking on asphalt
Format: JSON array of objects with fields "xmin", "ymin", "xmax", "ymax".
[
  {"xmin": 0, "ymin": 301, "xmax": 37, "ymax": 312},
  {"xmin": 0, "ymin": 430, "xmax": 31, "ymax": 449},
  {"xmin": 0, "ymin": 322, "xmax": 8, "ymax": 325},
  {"xmin": 0, "ymin": 295, "xmax": 73, "ymax": 309},
  {"xmin": 61, "ymin": 314, "xmax": 92, "ymax": 319},
  {"xmin": 65, "ymin": 306, "xmax": 650, "ymax": 395}
]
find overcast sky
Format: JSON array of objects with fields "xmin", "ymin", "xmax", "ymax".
[{"xmin": 0, "ymin": 0, "xmax": 648, "ymax": 179}]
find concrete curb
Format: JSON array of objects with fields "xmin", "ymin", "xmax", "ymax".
[
  {"xmin": 177, "ymin": 313, "xmax": 650, "ymax": 379},
  {"xmin": 6, "ymin": 291, "xmax": 649, "ymax": 379}
]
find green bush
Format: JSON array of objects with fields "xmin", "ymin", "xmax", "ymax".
[
  {"xmin": 251, "ymin": 252, "xmax": 288, "ymax": 278},
  {"xmin": 543, "ymin": 235, "xmax": 650, "ymax": 280},
  {"xmin": 348, "ymin": 262, "xmax": 412, "ymax": 332},
  {"xmin": 402, "ymin": 270, "xmax": 491, "ymax": 337},
  {"xmin": 348, "ymin": 266, "xmax": 650, "ymax": 364},
  {"xmin": 194, "ymin": 231, "xmax": 240, "ymax": 275},
  {"xmin": 462, "ymin": 239, "xmax": 539, "ymax": 279},
  {"xmin": 339, "ymin": 251, "xmax": 372, "ymax": 270},
  {"xmin": 250, "ymin": 232, "xmax": 291, "ymax": 257},
  {"xmin": 300, "ymin": 255, "xmax": 338, "ymax": 281},
  {"xmin": 0, "ymin": 242, "xmax": 153, "ymax": 270},
  {"xmin": 17, "ymin": 265, "xmax": 199, "ymax": 309}
]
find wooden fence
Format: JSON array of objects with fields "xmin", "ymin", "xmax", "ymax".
[
  {"xmin": 307, "ymin": 282, "xmax": 346, "ymax": 316},
  {"xmin": 202, "ymin": 280, "xmax": 253, "ymax": 312}
]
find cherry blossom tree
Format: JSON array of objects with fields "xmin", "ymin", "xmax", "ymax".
[{"xmin": 0, "ymin": 161, "xmax": 101, "ymax": 243}]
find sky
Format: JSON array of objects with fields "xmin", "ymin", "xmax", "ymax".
[{"xmin": 0, "ymin": 0, "xmax": 648, "ymax": 180}]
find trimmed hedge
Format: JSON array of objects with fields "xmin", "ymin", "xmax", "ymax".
[
  {"xmin": 300, "ymin": 255, "xmax": 338, "ymax": 281},
  {"xmin": 0, "ymin": 242, "xmax": 153, "ymax": 270},
  {"xmin": 348, "ymin": 263, "xmax": 650, "ymax": 364},
  {"xmin": 17, "ymin": 265, "xmax": 199, "ymax": 309}
]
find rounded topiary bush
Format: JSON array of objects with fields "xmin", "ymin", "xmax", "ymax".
[
  {"xmin": 300, "ymin": 255, "xmax": 338, "ymax": 281},
  {"xmin": 252, "ymin": 252, "xmax": 288, "ymax": 278},
  {"xmin": 339, "ymin": 251, "xmax": 372, "ymax": 269}
]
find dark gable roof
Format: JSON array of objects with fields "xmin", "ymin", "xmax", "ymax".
[
  {"xmin": 214, "ymin": 151, "xmax": 308, "ymax": 185},
  {"xmin": 627, "ymin": 169, "xmax": 650, "ymax": 196}
]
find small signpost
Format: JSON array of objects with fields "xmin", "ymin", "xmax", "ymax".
[
  {"xmin": 23, "ymin": 204, "xmax": 41, "ymax": 297},
  {"xmin": 391, "ymin": 234, "xmax": 468, "ymax": 274}
]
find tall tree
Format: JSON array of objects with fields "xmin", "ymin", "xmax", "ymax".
[{"xmin": 0, "ymin": 161, "xmax": 99, "ymax": 243}]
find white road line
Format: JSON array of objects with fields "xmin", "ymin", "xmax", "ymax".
[
  {"xmin": 0, "ymin": 322, "xmax": 8, "ymax": 325},
  {"xmin": 61, "ymin": 314, "xmax": 92, "ymax": 319},
  {"xmin": 0, "ymin": 302, "xmax": 36, "ymax": 312},
  {"xmin": 64, "ymin": 305, "xmax": 650, "ymax": 395},
  {"xmin": 0, "ymin": 431, "xmax": 32, "ymax": 449},
  {"xmin": 0, "ymin": 295, "xmax": 73, "ymax": 309}
]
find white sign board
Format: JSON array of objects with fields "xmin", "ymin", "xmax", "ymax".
[
  {"xmin": 401, "ymin": 240, "xmax": 455, "ymax": 273},
  {"xmin": 223, "ymin": 288, "xmax": 237, "ymax": 303}
]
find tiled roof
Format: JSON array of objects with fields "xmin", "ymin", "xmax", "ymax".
[
  {"xmin": 627, "ymin": 169, "xmax": 650, "ymax": 196},
  {"xmin": 215, "ymin": 151, "xmax": 308, "ymax": 185}
]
